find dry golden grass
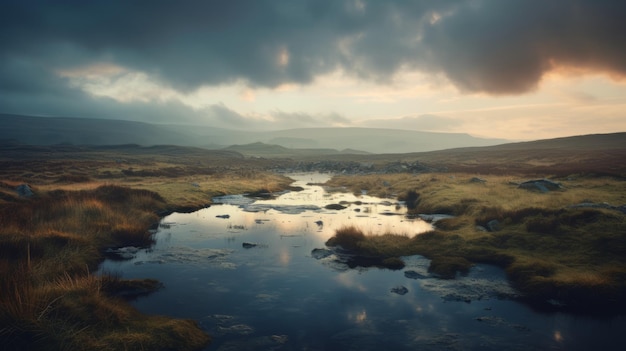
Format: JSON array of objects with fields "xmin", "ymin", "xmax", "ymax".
[
  {"xmin": 325, "ymin": 173, "xmax": 626, "ymax": 311},
  {"xmin": 0, "ymin": 145, "xmax": 293, "ymax": 350}
]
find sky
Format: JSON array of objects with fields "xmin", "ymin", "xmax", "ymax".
[{"xmin": 1, "ymin": 0, "xmax": 625, "ymax": 140}]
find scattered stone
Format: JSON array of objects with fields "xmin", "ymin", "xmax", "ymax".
[
  {"xmin": 391, "ymin": 286, "xmax": 409, "ymax": 295},
  {"xmin": 217, "ymin": 323, "xmax": 254, "ymax": 335},
  {"xmin": 242, "ymin": 242, "xmax": 258, "ymax": 249},
  {"xmin": 15, "ymin": 184, "xmax": 33, "ymax": 197},
  {"xmin": 518, "ymin": 179, "xmax": 562, "ymax": 193},
  {"xmin": 325, "ymin": 203, "xmax": 347, "ymax": 210},
  {"xmin": 568, "ymin": 202, "xmax": 626, "ymax": 214},
  {"xmin": 404, "ymin": 270, "xmax": 429, "ymax": 280},
  {"xmin": 216, "ymin": 214, "xmax": 230, "ymax": 219},
  {"xmin": 418, "ymin": 214, "xmax": 454, "ymax": 223},
  {"xmin": 486, "ymin": 219, "xmax": 502, "ymax": 232},
  {"xmin": 311, "ymin": 248, "xmax": 333, "ymax": 259}
]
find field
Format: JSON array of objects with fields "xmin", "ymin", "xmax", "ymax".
[
  {"xmin": 1, "ymin": 136, "xmax": 625, "ymax": 349},
  {"xmin": 0, "ymin": 144, "xmax": 294, "ymax": 350},
  {"xmin": 324, "ymin": 164, "xmax": 626, "ymax": 312}
]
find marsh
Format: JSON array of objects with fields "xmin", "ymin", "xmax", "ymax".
[{"xmin": 100, "ymin": 173, "xmax": 626, "ymax": 351}]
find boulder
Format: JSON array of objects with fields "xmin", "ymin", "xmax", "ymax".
[
  {"xmin": 518, "ymin": 179, "xmax": 562, "ymax": 193},
  {"xmin": 486, "ymin": 219, "xmax": 502, "ymax": 232},
  {"xmin": 15, "ymin": 184, "xmax": 34, "ymax": 197}
]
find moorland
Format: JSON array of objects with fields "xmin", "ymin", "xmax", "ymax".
[{"xmin": 1, "ymin": 131, "xmax": 625, "ymax": 350}]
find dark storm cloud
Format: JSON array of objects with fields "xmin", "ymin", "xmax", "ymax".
[{"xmin": 1, "ymin": 0, "xmax": 625, "ymax": 120}]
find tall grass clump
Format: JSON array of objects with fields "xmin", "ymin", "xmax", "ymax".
[
  {"xmin": 325, "ymin": 225, "xmax": 366, "ymax": 250},
  {"xmin": 0, "ymin": 185, "xmax": 211, "ymax": 350}
]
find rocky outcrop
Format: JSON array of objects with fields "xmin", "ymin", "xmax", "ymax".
[{"xmin": 517, "ymin": 179, "xmax": 562, "ymax": 193}]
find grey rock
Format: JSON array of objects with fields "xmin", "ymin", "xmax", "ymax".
[
  {"xmin": 518, "ymin": 179, "xmax": 562, "ymax": 193},
  {"xmin": 470, "ymin": 177, "xmax": 486, "ymax": 183},
  {"xmin": 404, "ymin": 270, "xmax": 429, "ymax": 280},
  {"xmin": 242, "ymin": 242, "xmax": 258, "ymax": 249},
  {"xmin": 311, "ymin": 248, "xmax": 333, "ymax": 259},
  {"xmin": 16, "ymin": 184, "xmax": 34, "ymax": 197},
  {"xmin": 391, "ymin": 286, "xmax": 409, "ymax": 295},
  {"xmin": 487, "ymin": 219, "xmax": 502, "ymax": 232}
]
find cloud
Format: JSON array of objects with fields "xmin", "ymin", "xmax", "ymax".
[{"xmin": 1, "ymin": 0, "xmax": 625, "ymax": 122}]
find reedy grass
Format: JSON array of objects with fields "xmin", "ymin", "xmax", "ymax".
[
  {"xmin": 325, "ymin": 173, "xmax": 626, "ymax": 311},
  {"xmin": 0, "ymin": 164, "xmax": 293, "ymax": 350},
  {"xmin": 0, "ymin": 185, "xmax": 212, "ymax": 350}
]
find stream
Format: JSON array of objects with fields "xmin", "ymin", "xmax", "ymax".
[{"xmin": 99, "ymin": 173, "xmax": 626, "ymax": 351}]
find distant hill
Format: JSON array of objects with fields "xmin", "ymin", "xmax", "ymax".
[
  {"xmin": 0, "ymin": 114, "xmax": 509, "ymax": 153},
  {"xmin": 0, "ymin": 114, "xmax": 194, "ymax": 146},
  {"xmin": 223, "ymin": 142, "xmax": 372, "ymax": 157}
]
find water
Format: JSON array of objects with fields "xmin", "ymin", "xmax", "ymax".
[{"xmin": 100, "ymin": 173, "xmax": 626, "ymax": 351}]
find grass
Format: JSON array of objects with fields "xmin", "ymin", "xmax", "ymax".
[
  {"xmin": 325, "ymin": 173, "xmax": 626, "ymax": 312},
  {"xmin": 0, "ymin": 146, "xmax": 295, "ymax": 350}
]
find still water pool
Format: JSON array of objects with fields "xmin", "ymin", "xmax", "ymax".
[{"xmin": 100, "ymin": 173, "xmax": 626, "ymax": 350}]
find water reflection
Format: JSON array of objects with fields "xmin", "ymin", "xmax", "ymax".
[{"xmin": 99, "ymin": 173, "xmax": 626, "ymax": 351}]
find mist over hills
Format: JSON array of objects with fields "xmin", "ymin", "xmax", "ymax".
[{"xmin": 0, "ymin": 114, "xmax": 508, "ymax": 154}]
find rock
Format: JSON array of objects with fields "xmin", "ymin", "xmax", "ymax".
[
  {"xmin": 518, "ymin": 179, "xmax": 562, "ymax": 193},
  {"xmin": 391, "ymin": 286, "xmax": 409, "ymax": 295},
  {"xmin": 242, "ymin": 242, "xmax": 258, "ymax": 249},
  {"xmin": 216, "ymin": 214, "xmax": 230, "ymax": 219},
  {"xmin": 217, "ymin": 323, "xmax": 254, "ymax": 335},
  {"xmin": 487, "ymin": 219, "xmax": 502, "ymax": 232},
  {"xmin": 105, "ymin": 246, "xmax": 140, "ymax": 259},
  {"xmin": 470, "ymin": 177, "xmax": 486, "ymax": 183},
  {"xmin": 404, "ymin": 270, "xmax": 429, "ymax": 280},
  {"xmin": 475, "ymin": 225, "xmax": 488, "ymax": 232},
  {"xmin": 568, "ymin": 202, "xmax": 626, "ymax": 214},
  {"xmin": 311, "ymin": 248, "xmax": 333, "ymax": 259},
  {"xmin": 314, "ymin": 220, "xmax": 324, "ymax": 227},
  {"xmin": 15, "ymin": 184, "xmax": 34, "ymax": 197},
  {"xmin": 325, "ymin": 203, "xmax": 347, "ymax": 210}
]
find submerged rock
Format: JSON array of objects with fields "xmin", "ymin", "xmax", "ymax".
[
  {"xmin": 325, "ymin": 203, "xmax": 347, "ymax": 210},
  {"xmin": 242, "ymin": 242, "xmax": 259, "ymax": 249},
  {"xmin": 105, "ymin": 246, "xmax": 140, "ymax": 260},
  {"xmin": 391, "ymin": 286, "xmax": 409, "ymax": 295},
  {"xmin": 311, "ymin": 248, "xmax": 333, "ymax": 259},
  {"xmin": 404, "ymin": 270, "xmax": 430, "ymax": 280},
  {"xmin": 216, "ymin": 214, "xmax": 231, "ymax": 219}
]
